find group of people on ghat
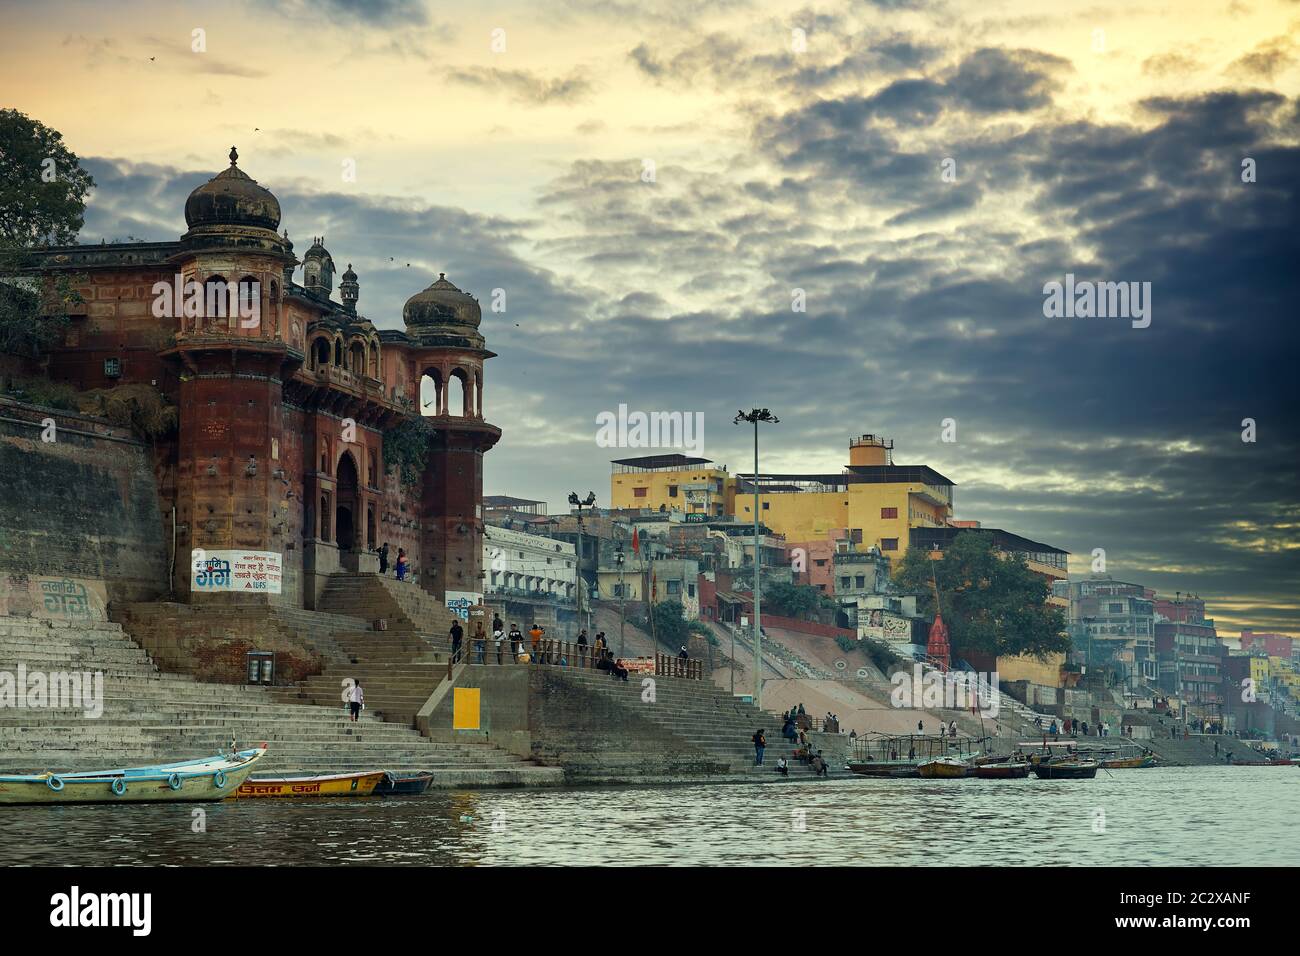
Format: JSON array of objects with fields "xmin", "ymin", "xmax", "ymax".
[{"xmin": 443, "ymin": 618, "xmax": 630, "ymax": 679}]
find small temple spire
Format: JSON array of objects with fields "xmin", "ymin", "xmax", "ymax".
[{"xmin": 229, "ymin": 146, "xmax": 239, "ymax": 167}]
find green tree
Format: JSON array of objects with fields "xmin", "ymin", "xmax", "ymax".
[
  {"xmin": 893, "ymin": 530, "xmax": 1068, "ymax": 660},
  {"xmin": 0, "ymin": 109, "xmax": 95, "ymax": 359},
  {"xmin": 382, "ymin": 416, "xmax": 437, "ymax": 485},
  {"xmin": 649, "ymin": 599, "xmax": 690, "ymax": 649},
  {"xmin": 762, "ymin": 581, "xmax": 822, "ymax": 618}
]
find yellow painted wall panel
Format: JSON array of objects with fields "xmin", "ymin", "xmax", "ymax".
[{"xmin": 453, "ymin": 687, "xmax": 481, "ymax": 730}]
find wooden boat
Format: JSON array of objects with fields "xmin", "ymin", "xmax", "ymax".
[
  {"xmin": 375, "ymin": 771, "xmax": 434, "ymax": 795},
  {"xmin": 972, "ymin": 753, "xmax": 1012, "ymax": 766},
  {"xmin": 848, "ymin": 761, "xmax": 920, "ymax": 778},
  {"xmin": 235, "ymin": 769, "xmax": 386, "ymax": 798},
  {"xmin": 974, "ymin": 761, "xmax": 1030, "ymax": 779},
  {"xmin": 0, "ymin": 743, "xmax": 267, "ymax": 805},
  {"xmin": 917, "ymin": 757, "xmax": 969, "ymax": 779},
  {"xmin": 1031, "ymin": 758, "xmax": 1099, "ymax": 779},
  {"xmin": 1098, "ymin": 754, "xmax": 1158, "ymax": 769}
]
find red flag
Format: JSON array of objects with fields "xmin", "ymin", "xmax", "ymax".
[
  {"xmin": 652, "ymin": 570, "xmax": 657, "ymax": 600},
  {"xmin": 631, "ymin": 529, "xmax": 640, "ymax": 555}
]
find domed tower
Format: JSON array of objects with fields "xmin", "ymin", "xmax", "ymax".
[
  {"xmin": 340, "ymin": 263, "xmax": 359, "ymax": 314},
  {"xmin": 302, "ymin": 238, "xmax": 335, "ymax": 299},
  {"xmin": 401, "ymin": 273, "xmax": 500, "ymax": 601},
  {"xmin": 170, "ymin": 148, "xmax": 298, "ymax": 604}
]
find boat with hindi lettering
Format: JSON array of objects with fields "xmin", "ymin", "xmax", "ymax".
[
  {"xmin": 0, "ymin": 743, "xmax": 267, "ymax": 805},
  {"xmin": 235, "ymin": 769, "xmax": 386, "ymax": 798}
]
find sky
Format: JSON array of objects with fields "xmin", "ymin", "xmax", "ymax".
[{"xmin": 2, "ymin": 0, "xmax": 1298, "ymax": 632}]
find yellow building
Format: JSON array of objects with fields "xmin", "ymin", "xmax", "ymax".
[
  {"xmin": 734, "ymin": 434, "xmax": 953, "ymax": 558},
  {"xmin": 609, "ymin": 454, "xmax": 733, "ymax": 516}
]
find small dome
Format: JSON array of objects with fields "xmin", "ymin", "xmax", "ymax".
[
  {"xmin": 184, "ymin": 147, "xmax": 281, "ymax": 231},
  {"xmin": 342, "ymin": 263, "xmax": 357, "ymax": 281},
  {"xmin": 403, "ymin": 273, "xmax": 481, "ymax": 330}
]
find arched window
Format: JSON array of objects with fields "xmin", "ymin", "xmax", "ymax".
[
  {"xmin": 448, "ymin": 368, "xmax": 469, "ymax": 417},
  {"xmin": 420, "ymin": 369, "xmax": 443, "ymax": 416},
  {"xmin": 311, "ymin": 337, "xmax": 330, "ymax": 369},
  {"xmin": 203, "ymin": 275, "xmax": 230, "ymax": 326},
  {"xmin": 238, "ymin": 275, "xmax": 259, "ymax": 321},
  {"xmin": 333, "ymin": 338, "xmax": 343, "ymax": 367},
  {"xmin": 349, "ymin": 340, "xmax": 366, "ymax": 374}
]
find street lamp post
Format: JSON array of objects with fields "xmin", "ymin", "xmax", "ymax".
[
  {"xmin": 568, "ymin": 491, "xmax": 596, "ymax": 635},
  {"xmin": 734, "ymin": 408, "xmax": 779, "ymax": 709},
  {"xmin": 616, "ymin": 546, "xmax": 626, "ymax": 657}
]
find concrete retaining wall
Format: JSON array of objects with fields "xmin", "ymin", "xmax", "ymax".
[{"xmin": 0, "ymin": 397, "xmax": 168, "ymax": 607}]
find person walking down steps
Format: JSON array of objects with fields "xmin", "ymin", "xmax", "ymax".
[
  {"xmin": 752, "ymin": 728, "xmax": 767, "ymax": 766},
  {"xmin": 348, "ymin": 679, "xmax": 364, "ymax": 723}
]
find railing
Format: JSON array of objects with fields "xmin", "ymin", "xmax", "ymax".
[
  {"xmin": 456, "ymin": 636, "xmax": 702, "ymax": 680},
  {"xmin": 655, "ymin": 653, "xmax": 703, "ymax": 680}
]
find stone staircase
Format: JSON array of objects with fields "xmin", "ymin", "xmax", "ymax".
[
  {"xmin": 540, "ymin": 666, "xmax": 846, "ymax": 777},
  {"xmin": 317, "ymin": 572, "xmax": 463, "ymax": 637},
  {"xmin": 272, "ymin": 573, "xmax": 466, "ymax": 727},
  {"xmin": 0, "ymin": 615, "xmax": 559, "ymax": 785}
]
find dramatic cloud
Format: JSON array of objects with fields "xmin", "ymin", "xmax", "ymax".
[{"xmin": 444, "ymin": 66, "xmax": 595, "ymax": 104}]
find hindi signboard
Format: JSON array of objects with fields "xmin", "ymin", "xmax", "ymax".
[{"xmin": 192, "ymin": 550, "xmax": 282, "ymax": 594}]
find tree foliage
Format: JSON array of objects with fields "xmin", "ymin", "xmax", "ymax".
[
  {"xmin": 893, "ymin": 530, "xmax": 1069, "ymax": 660},
  {"xmin": 762, "ymin": 581, "xmax": 823, "ymax": 618},
  {"xmin": 382, "ymin": 416, "xmax": 437, "ymax": 486},
  {"xmin": 649, "ymin": 599, "xmax": 690, "ymax": 649},
  {"xmin": 0, "ymin": 109, "xmax": 95, "ymax": 358}
]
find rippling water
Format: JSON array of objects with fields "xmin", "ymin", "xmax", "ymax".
[{"xmin": 1, "ymin": 766, "xmax": 1295, "ymax": 866}]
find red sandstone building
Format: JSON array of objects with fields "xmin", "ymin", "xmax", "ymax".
[{"xmin": 24, "ymin": 148, "xmax": 498, "ymax": 610}]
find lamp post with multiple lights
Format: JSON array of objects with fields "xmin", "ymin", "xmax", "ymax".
[
  {"xmin": 733, "ymin": 408, "xmax": 779, "ymax": 708},
  {"xmin": 568, "ymin": 491, "xmax": 596, "ymax": 633}
]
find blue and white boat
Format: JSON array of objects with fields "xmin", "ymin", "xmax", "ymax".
[{"xmin": 0, "ymin": 742, "xmax": 267, "ymax": 805}]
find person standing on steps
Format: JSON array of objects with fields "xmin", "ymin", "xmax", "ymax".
[
  {"xmin": 472, "ymin": 618, "xmax": 486, "ymax": 664},
  {"xmin": 493, "ymin": 614, "xmax": 505, "ymax": 664},
  {"xmin": 449, "ymin": 618, "xmax": 464, "ymax": 664},
  {"xmin": 395, "ymin": 547, "xmax": 408, "ymax": 581},
  {"xmin": 752, "ymin": 728, "xmax": 767, "ymax": 766},
  {"xmin": 509, "ymin": 623, "xmax": 523, "ymax": 661},
  {"xmin": 348, "ymin": 679, "xmax": 364, "ymax": 723},
  {"xmin": 377, "ymin": 542, "xmax": 390, "ymax": 575}
]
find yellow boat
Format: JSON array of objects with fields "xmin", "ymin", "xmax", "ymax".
[
  {"xmin": 235, "ymin": 770, "xmax": 386, "ymax": 798},
  {"xmin": 917, "ymin": 757, "xmax": 969, "ymax": 778}
]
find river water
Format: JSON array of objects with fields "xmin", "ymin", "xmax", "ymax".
[{"xmin": 1, "ymin": 766, "xmax": 1295, "ymax": 866}]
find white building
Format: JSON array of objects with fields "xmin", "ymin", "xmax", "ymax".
[{"xmin": 484, "ymin": 525, "xmax": 576, "ymax": 602}]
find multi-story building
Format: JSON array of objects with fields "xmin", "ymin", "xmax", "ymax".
[
  {"xmin": 609, "ymin": 454, "xmax": 732, "ymax": 516},
  {"xmin": 736, "ymin": 434, "xmax": 954, "ymax": 556},
  {"xmin": 1068, "ymin": 578, "xmax": 1157, "ymax": 689},
  {"xmin": 1239, "ymin": 630, "xmax": 1295, "ymax": 661},
  {"xmin": 829, "ymin": 546, "xmax": 919, "ymax": 642},
  {"xmin": 1155, "ymin": 618, "xmax": 1224, "ymax": 722},
  {"xmin": 19, "ymin": 148, "xmax": 498, "ymax": 611}
]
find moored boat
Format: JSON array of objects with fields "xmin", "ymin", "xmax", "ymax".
[
  {"xmin": 0, "ymin": 744, "xmax": 267, "ymax": 805},
  {"xmin": 236, "ymin": 769, "xmax": 386, "ymax": 798},
  {"xmin": 917, "ymin": 757, "xmax": 969, "ymax": 779},
  {"xmin": 1031, "ymin": 758, "xmax": 1099, "ymax": 779},
  {"xmin": 1098, "ymin": 754, "xmax": 1158, "ymax": 769},
  {"xmin": 375, "ymin": 771, "xmax": 434, "ymax": 795},
  {"xmin": 974, "ymin": 761, "xmax": 1030, "ymax": 779}
]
